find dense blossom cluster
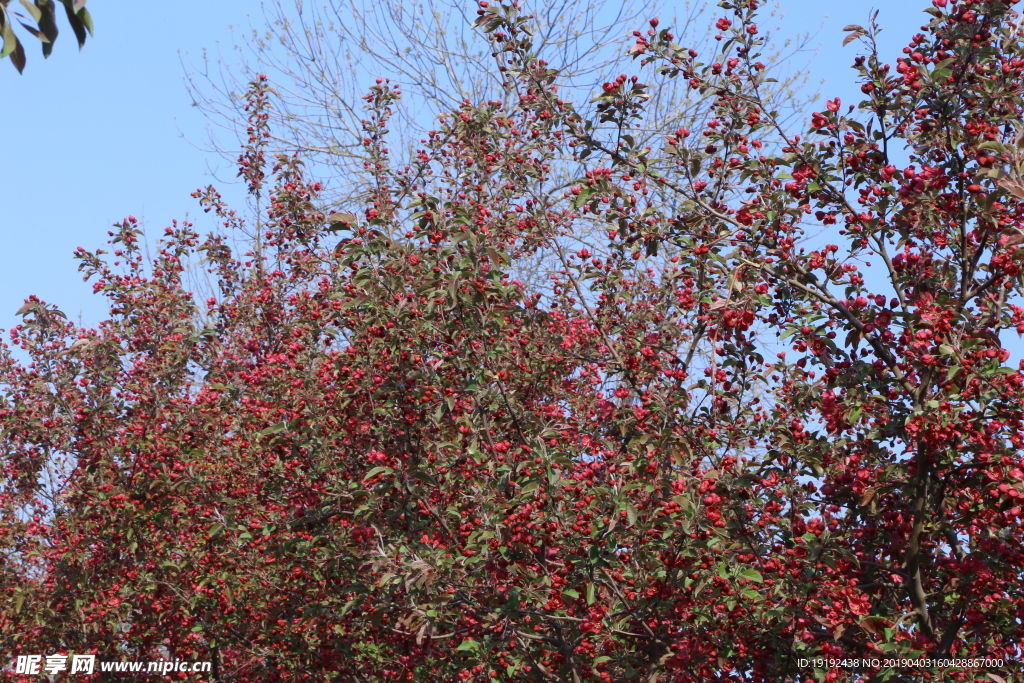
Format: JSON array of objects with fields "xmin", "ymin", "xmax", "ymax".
[{"xmin": 2, "ymin": 0, "xmax": 1024, "ymax": 681}]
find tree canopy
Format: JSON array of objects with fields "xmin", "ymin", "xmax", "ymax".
[{"xmin": 2, "ymin": 0, "xmax": 1023, "ymax": 681}]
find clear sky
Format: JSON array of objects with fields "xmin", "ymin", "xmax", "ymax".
[{"xmin": 0, "ymin": 0, "xmax": 938, "ymax": 336}]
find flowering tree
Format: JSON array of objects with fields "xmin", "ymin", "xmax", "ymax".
[
  {"xmin": 1, "ymin": 0, "xmax": 1023, "ymax": 681},
  {"xmin": 182, "ymin": 0, "xmax": 816, "ymax": 293},
  {"xmin": 183, "ymin": 0, "xmax": 814, "ymax": 212}
]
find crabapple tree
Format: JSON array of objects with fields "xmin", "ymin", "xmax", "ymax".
[{"xmin": 1, "ymin": 1, "xmax": 1023, "ymax": 681}]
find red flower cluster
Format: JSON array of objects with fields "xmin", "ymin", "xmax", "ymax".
[{"xmin": 2, "ymin": 0, "xmax": 1024, "ymax": 681}]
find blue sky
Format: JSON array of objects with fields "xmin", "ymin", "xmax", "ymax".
[{"xmin": 0, "ymin": 0, "xmax": 934, "ymax": 336}]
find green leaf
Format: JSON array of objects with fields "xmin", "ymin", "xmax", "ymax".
[
  {"xmin": 486, "ymin": 246, "xmax": 507, "ymax": 267},
  {"xmin": 739, "ymin": 567, "xmax": 763, "ymax": 583},
  {"xmin": 586, "ymin": 583, "xmax": 596, "ymax": 605},
  {"xmin": 362, "ymin": 466, "xmax": 392, "ymax": 482},
  {"xmin": 338, "ymin": 597, "xmax": 361, "ymax": 616},
  {"xmin": 19, "ymin": 0, "xmax": 42, "ymax": 23},
  {"xmin": 77, "ymin": 6, "xmax": 93, "ymax": 35},
  {"xmin": 2, "ymin": 23, "xmax": 17, "ymax": 59},
  {"xmin": 456, "ymin": 639, "xmax": 480, "ymax": 652},
  {"xmin": 37, "ymin": 0, "xmax": 56, "ymax": 56},
  {"xmin": 619, "ymin": 480, "xmax": 646, "ymax": 494},
  {"xmin": 59, "ymin": 0, "xmax": 86, "ymax": 47},
  {"xmin": 259, "ymin": 421, "xmax": 287, "ymax": 437}
]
